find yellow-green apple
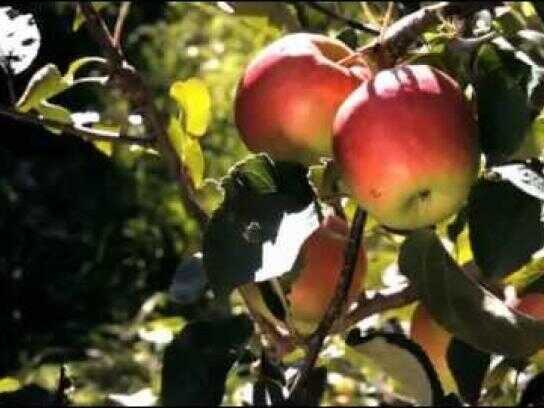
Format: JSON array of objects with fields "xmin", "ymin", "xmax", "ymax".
[
  {"xmin": 235, "ymin": 33, "xmax": 369, "ymax": 165},
  {"xmin": 287, "ymin": 214, "xmax": 367, "ymax": 335},
  {"xmin": 333, "ymin": 64, "xmax": 480, "ymax": 230}
]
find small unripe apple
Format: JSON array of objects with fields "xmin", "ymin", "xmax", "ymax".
[
  {"xmin": 235, "ymin": 33, "xmax": 368, "ymax": 165},
  {"xmin": 333, "ymin": 64, "xmax": 480, "ymax": 230},
  {"xmin": 288, "ymin": 215, "xmax": 367, "ymax": 334}
]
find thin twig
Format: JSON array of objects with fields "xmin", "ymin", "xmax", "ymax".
[
  {"xmin": 303, "ymin": 2, "xmax": 380, "ymax": 35},
  {"xmin": 288, "ymin": 207, "xmax": 367, "ymax": 397},
  {"xmin": 113, "ymin": 2, "xmax": 131, "ymax": 49},
  {"xmin": 79, "ymin": 2, "xmax": 209, "ymax": 228},
  {"xmin": 0, "ymin": 105, "xmax": 154, "ymax": 145}
]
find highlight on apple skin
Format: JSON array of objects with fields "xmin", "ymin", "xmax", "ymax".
[
  {"xmin": 287, "ymin": 214, "xmax": 367, "ymax": 335},
  {"xmin": 333, "ymin": 64, "xmax": 480, "ymax": 230},
  {"xmin": 235, "ymin": 33, "xmax": 369, "ymax": 165}
]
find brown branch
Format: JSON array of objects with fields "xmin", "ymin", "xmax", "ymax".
[
  {"xmin": 113, "ymin": 2, "xmax": 131, "ymax": 49},
  {"xmin": 303, "ymin": 2, "xmax": 380, "ymax": 35},
  {"xmin": 0, "ymin": 105, "xmax": 154, "ymax": 145},
  {"xmin": 359, "ymin": 1, "xmax": 498, "ymax": 69},
  {"xmin": 335, "ymin": 284, "xmax": 419, "ymax": 331},
  {"xmin": 288, "ymin": 207, "xmax": 367, "ymax": 397},
  {"xmin": 79, "ymin": 2, "xmax": 209, "ymax": 228}
]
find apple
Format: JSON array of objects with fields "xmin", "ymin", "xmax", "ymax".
[
  {"xmin": 235, "ymin": 33, "xmax": 369, "ymax": 165},
  {"xmin": 287, "ymin": 214, "xmax": 367, "ymax": 335},
  {"xmin": 410, "ymin": 294, "xmax": 544, "ymax": 392},
  {"xmin": 333, "ymin": 64, "xmax": 480, "ymax": 230},
  {"xmin": 410, "ymin": 303, "xmax": 457, "ymax": 393}
]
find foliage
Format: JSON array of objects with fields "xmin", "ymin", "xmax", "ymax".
[{"xmin": 2, "ymin": 2, "xmax": 544, "ymax": 407}]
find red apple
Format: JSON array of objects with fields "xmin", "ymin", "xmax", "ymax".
[
  {"xmin": 235, "ymin": 33, "xmax": 368, "ymax": 165},
  {"xmin": 410, "ymin": 303, "xmax": 456, "ymax": 392},
  {"xmin": 410, "ymin": 294, "xmax": 544, "ymax": 392},
  {"xmin": 288, "ymin": 215, "xmax": 367, "ymax": 334},
  {"xmin": 514, "ymin": 293, "xmax": 544, "ymax": 320},
  {"xmin": 333, "ymin": 64, "xmax": 480, "ymax": 230}
]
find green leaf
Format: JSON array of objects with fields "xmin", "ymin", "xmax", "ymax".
[
  {"xmin": 35, "ymin": 101, "xmax": 72, "ymax": 135},
  {"xmin": 169, "ymin": 78, "xmax": 211, "ymax": 137},
  {"xmin": 16, "ymin": 64, "xmax": 70, "ymax": 113},
  {"xmin": 446, "ymin": 338, "xmax": 491, "ymax": 405},
  {"xmin": 475, "ymin": 44, "xmax": 532, "ymax": 159},
  {"xmin": 468, "ymin": 179, "xmax": 544, "ymax": 279},
  {"xmin": 160, "ymin": 315, "xmax": 253, "ymax": 406},
  {"xmin": 183, "ymin": 136, "xmax": 204, "ymax": 188},
  {"xmin": 399, "ymin": 229, "xmax": 544, "ymax": 357},
  {"xmin": 217, "ymin": 2, "xmax": 299, "ymax": 31},
  {"xmin": 0, "ymin": 378, "xmax": 21, "ymax": 394},
  {"xmin": 195, "ymin": 178, "xmax": 225, "ymax": 216},
  {"xmin": 203, "ymin": 154, "xmax": 317, "ymax": 298},
  {"xmin": 346, "ymin": 329, "xmax": 444, "ymax": 405},
  {"xmin": 73, "ymin": 2, "xmax": 108, "ymax": 32},
  {"xmin": 64, "ymin": 56, "xmax": 107, "ymax": 83},
  {"xmin": 167, "ymin": 117, "xmax": 205, "ymax": 188}
]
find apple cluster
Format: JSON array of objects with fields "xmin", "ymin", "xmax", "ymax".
[{"xmin": 234, "ymin": 33, "xmax": 480, "ymax": 334}]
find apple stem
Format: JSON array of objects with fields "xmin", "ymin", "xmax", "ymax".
[{"xmin": 287, "ymin": 207, "xmax": 368, "ymax": 398}]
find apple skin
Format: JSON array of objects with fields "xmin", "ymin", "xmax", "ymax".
[
  {"xmin": 333, "ymin": 64, "xmax": 480, "ymax": 230},
  {"xmin": 410, "ymin": 303, "xmax": 457, "ymax": 393},
  {"xmin": 514, "ymin": 293, "xmax": 544, "ymax": 319},
  {"xmin": 235, "ymin": 33, "xmax": 368, "ymax": 165},
  {"xmin": 411, "ymin": 294, "xmax": 544, "ymax": 392},
  {"xmin": 288, "ymin": 215, "xmax": 367, "ymax": 334}
]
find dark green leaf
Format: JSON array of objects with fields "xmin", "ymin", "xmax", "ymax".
[
  {"xmin": 160, "ymin": 315, "xmax": 253, "ymax": 406},
  {"xmin": 399, "ymin": 229, "xmax": 544, "ymax": 357},
  {"xmin": 519, "ymin": 370, "xmax": 544, "ymax": 407},
  {"xmin": 286, "ymin": 367, "xmax": 327, "ymax": 406},
  {"xmin": 203, "ymin": 154, "xmax": 318, "ymax": 298},
  {"xmin": 169, "ymin": 252, "xmax": 208, "ymax": 305},
  {"xmin": 468, "ymin": 179, "xmax": 544, "ymax": 279},
  {"xmin": 447, "ymin": 338, "xmax": 491, "ymax": 405}
]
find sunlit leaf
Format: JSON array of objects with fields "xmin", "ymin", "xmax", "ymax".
[
  {"xmin": 0, "ymin": 378, "xmax": 21, "ymax": 394},
  {"xmin": 170, "ymin": 78, "xmax": 212, "ymax": 137},
  {"xmin": 195, "ymin": 178, "xmax": 225, "ymax": 216},
  {"xmin": 16, "ymin": 64, "xmax": 70, "ymax": 113},
  {"xmin": 64, "ymin": 56, "xmax": 107, "ymax": 83},
  {"xmin": 346, "ymin": 329, "xmax": 444, "ymax": 406},
  {"xmin": 183, "ymin": 135, "xmax": 204, "ymax": 188}
]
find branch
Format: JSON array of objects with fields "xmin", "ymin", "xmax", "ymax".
[
  {"xmin": 335, "ymin": 284, "xmax": 419, "ymax": 332},
  {"xmin": 113, "ymin": 2, "xmax": 131, "ymax": 49},
  {"xmin": 288, "ymin": 207, "xmax": 367, "ymax": 397},
  {"xmin": 0, "ymin": 106, "xmax": 154, "ymax": 145},
  {"xmin": 359, "ymin": 1, "xmax": 498, "ymax": 68},
  {"xmin": 303, "ymin": 2, "xmax": 380, "ymax": 35},
  {"xmin": 79, "ymin": 3, "xmax": 209, "ymax": 228}
]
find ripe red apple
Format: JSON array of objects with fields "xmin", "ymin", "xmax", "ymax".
[
  {"xmin": 333, "ymin": 64, "xmax": 480, "ymax": 230},
  {"xmin": 288, "ymin": 215, "xmax": 367, "ymax": 334},
  {"xmin": 235, "ymin": 33, "xmax": 369, "ymax": 165}
]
